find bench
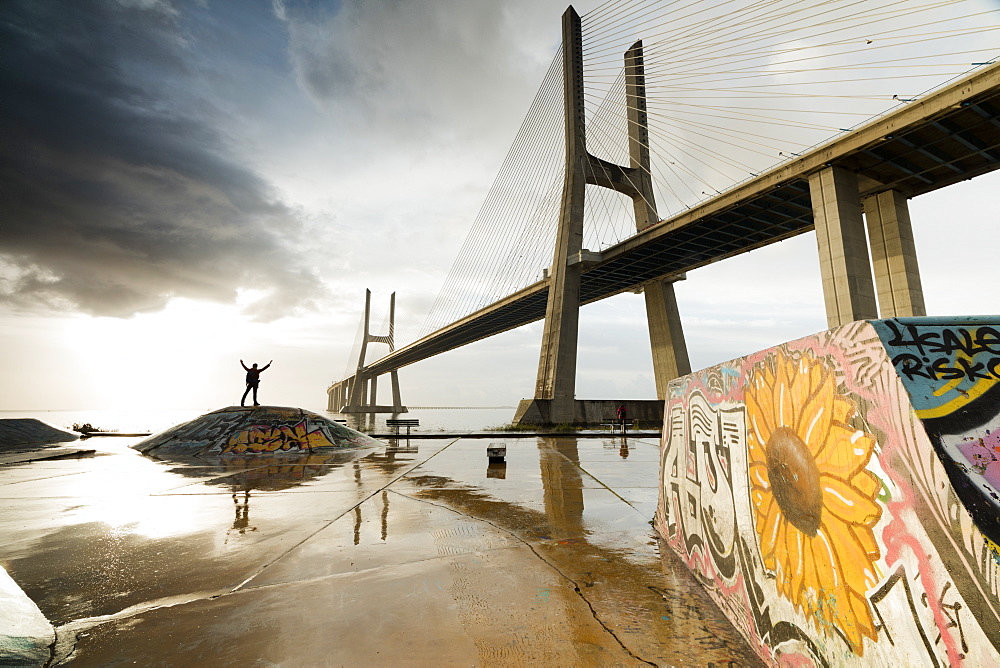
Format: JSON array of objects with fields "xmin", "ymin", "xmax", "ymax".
[
  {"xmin": 602, "ymin": 422, "xmax": 618, "ymax": 432},
  {"xmin": 602, "ymin": 419, "xmax": 631, "ymax": 433},
  {"xmin": 386, "ymin": 418, "xmax": 419, "ymax": 435}
]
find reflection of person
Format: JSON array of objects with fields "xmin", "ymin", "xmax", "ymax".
[
  {"xmin": 616, "ymin": 403, "xmax": 628, "ymax": 432},
  {"xmin": 229, "ymin": 490, "xmax": 257, "ymax": 536},
  {"xmin": 240, "ymin": 359, "xmax": 272, "ymax": 407}
]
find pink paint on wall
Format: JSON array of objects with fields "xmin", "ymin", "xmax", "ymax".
[{"xmin": 656, "ymin": 318, "xmax": 1000, "ymax": 666}]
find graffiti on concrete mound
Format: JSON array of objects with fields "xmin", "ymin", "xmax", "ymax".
[
  {"xmin": 221, "ymin": 419, "xmax": 337, "ymax": 454},
  {"xmin": 132, "ymin": 406, "xmax": 382, "ymax": 457},
  {"xmin": 657, "ymin": 318, "xmax": 1000, "ymax": 666}
]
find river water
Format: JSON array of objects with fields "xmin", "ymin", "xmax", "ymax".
[{"xmin": 0, "ymin": 406, "xmax": 520, "ymax": 436}]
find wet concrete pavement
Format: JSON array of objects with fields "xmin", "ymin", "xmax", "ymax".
[{"xmin": 1, "ymin": 433, "xmax": 761, "ymax": 666}]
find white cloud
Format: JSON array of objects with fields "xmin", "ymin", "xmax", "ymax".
[{"xmin": 1, "ymin": 0, "xmax": 998, "ymax": 412}]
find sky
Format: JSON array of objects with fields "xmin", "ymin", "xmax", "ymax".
[{"xmin": 1, "ymin": 0, "xmax": 998, "ymax": 414}]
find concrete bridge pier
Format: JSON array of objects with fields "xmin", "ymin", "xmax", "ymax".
[
  {"xmin": 809, "ymin": 165, "xmax": 879, "ymax": 327},
  {"xmin": 517, "ymin": 16, "xmax": 690, "ymax": 425},
  {"xmin": 863, "ymin": 189, "xmax": 926, "ymax": 317},
  {"xmin": 327, "ymin": 291, "xmax": 407, "ymax": 414},
  {"xmin": 625, "ymin": 38, "xmax": 690, "ymax": 399},
  {"xmin": 326, "ymin": 381, "xmax": 342, "ymax": 412},
  {"xmin": 644, "ymin": 277, "xmax": 691, "ymax": 400},
  {"xmin": 809, "ymin": 166, "xmax": 926, "ymax": 326},
  {"xmin": 344, "ymin": 373, "xmax": 369, "ymax": 412},
  {"xmin": 335, "ymin": 371, "xmax": 406, "ymax": 414},
  {"xmin": 525, "ymin": 6, "xmax": 587, "ymax": 426}
]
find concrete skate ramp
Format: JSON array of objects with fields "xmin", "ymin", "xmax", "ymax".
[
  {"xmin": 655, "ymin": 316, "xmax": 1000, "ymax": 666},
  {"xmin": 0, "ymin": 418, "xmax": 78, "ymax": 447},
  {"xmin": 133, "ymin": 406, "xmax": 380, "ymax": 458},
  {"xmin": 0, "ymin": 565, "xmax": 53, "ymax": 665}
]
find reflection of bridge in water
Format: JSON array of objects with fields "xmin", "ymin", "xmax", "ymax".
[{"xmin": 329, "ymin": 3, "xmax": 1000, "ymax": 425}]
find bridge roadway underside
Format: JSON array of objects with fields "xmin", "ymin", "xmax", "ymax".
[{"xmin": 366, "ymin": 64, "xmax": 1000, "ymax": 377}]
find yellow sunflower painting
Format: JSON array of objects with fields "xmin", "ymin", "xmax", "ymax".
[{"xmin": 746, "ymin": 350, "xmax": 883, "ymax": 655}]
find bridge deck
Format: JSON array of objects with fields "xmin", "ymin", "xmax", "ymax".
[{"xmin": 360, "ymin": 63, "xmax": 1000, "ymax": 377}]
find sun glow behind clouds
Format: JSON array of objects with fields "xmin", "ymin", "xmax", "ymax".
[
  {"xmin": 67, "ymin": 299, "xmax": 259, "ymax": 410},
  {"xmin": 52, "ymin": 293, "xmax": 353, "ymax": 412}
]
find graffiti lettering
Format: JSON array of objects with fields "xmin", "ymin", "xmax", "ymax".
[
  {"xmin": 221, "ymin": 419, "xmax": 336, "ymax": 454},
  {"xmin": 892, "ymin": 354, "xmax": 1000, "ymax": 383},
  {"xmin": 884, "ymin": 321, "xmax": 1000, "ymax": 357},
  {"xmin": 921, "ymin": 581, "xmax": 969, "ymax": 655},
  {"xmin": 870, "ymin": 567, "xmax": 939, "ymax": 662}
]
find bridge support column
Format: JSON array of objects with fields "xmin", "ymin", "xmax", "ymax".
[
  {"xmin": 354, "ymin": 375, "xmax": 369, "ymax": 408},
  {"xmin": 809, "ymin": 165, "xmax": 878, "ymax": 327},
  {"xmin": 334, "ymin": 289, "xmax": 408, "ymax": 414},
  {"xmin": 864, "ymin": 190, "xmax": 926, "ymax": 317},
  {"xmin": 625, "ymin": 39, "xmax": 690, "ymax": 397},
  {"xmin": 518, "ymin": 20, "xmax": 688, "ymax": 424},
  {"xmin": 329, "ymin": 381, "xmax": 349, "ymax": 412},
  {"xmin": 390, "ymin": 370, "xmax": 402, "ymax": 411},
  {"xmin": 645, "ymin": 278, "xmax": 691, "ymax": 399},
  {"xmin": 531, "ymin": 6, "xmax": 587, "ymax": 425}
]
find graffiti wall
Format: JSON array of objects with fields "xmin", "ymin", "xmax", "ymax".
[
  {"xmin": 655, "ymin": 317, "xmax": 1000, "ymax": 665},
  {"xmin": 134, "ymin": 406, "xmax": 381, "ymax": 457}
]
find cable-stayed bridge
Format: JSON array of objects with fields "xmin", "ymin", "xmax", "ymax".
[{"xmin": 329, "ymin": 0, "xmax": 1000, "ymax": 423}]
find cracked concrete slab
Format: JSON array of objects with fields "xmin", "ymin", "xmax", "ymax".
[{"xmin": 1, "ymin": 433, "xmax": 760, "ymax": 666}]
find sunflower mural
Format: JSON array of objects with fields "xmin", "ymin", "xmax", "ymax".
[{"xmin": 745, "ymin": 350, "xmax": 883, "ymax": 655}]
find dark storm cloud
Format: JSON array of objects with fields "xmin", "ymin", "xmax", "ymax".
[{"xmin": 0, "ymin": 0, "xmax": 325, "ymax": 319}]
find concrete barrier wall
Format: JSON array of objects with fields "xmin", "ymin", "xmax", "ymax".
[
  {"xmin": 513, "ymin": 399, "xmax": 664, "ymax": 426},
  {"xmin": 655, "ymin": 317, "xmax": 1000, "ymax": 665}
]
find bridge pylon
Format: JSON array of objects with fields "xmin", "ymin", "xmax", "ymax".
[
  {"xmin": 327, "ymin": 289, "xmax": 406, "ymax": 414},
  {"xmin": 516, "ymin": 6, "xmax": 690, "ymax": 425}
]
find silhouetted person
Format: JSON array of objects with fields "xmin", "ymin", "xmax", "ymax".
[
  {"xmin": 616, "ymin": 403, "xmax": 628, "ymax": 433},
  {"xmin": 241, "ymin": 359, "xmax": 271, "ymax": 406}
]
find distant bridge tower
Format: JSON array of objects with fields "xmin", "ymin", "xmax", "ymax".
[
  {"xmin": 326, "ymin": 289, "xmax": 406, "ymax": 414},
  {"xmin": 517, "ymin": 6, "xmax": 690, "ymax": 425}
]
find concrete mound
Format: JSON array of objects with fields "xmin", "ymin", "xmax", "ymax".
[
  {"xmin": 133, "ymin": 405, "xmax": 380, "ymax": 458},
  {"xmin": 0, "ymin": 418, "xmax": 78, "ymax": 447},
  {"xmin": 655, "ymin": 316, "xmax": 1000, "ymax": 665},
  {"xmin": 0, "ymin": 565, "xmax": 54, "ymax": 666}
]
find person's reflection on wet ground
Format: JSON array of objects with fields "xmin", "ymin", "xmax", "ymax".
[
  {"xmin": 229, "ymin": 490, "xmax": 256, "ymax": 536},
  {"xmin": 162, "ymin": 451, "xmax": 374, "ymax": 541},
  {"xmin": 163, "ymin": 450, "xmax": 368, "ymax": 493},
  {"xmin": 6, "ymin": 431, "xmax": 761, "ymax": 665}
]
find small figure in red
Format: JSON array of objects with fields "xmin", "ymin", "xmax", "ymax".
[{"xmin": 616, "ymin": 403, "xmax": 628, "ymax": 433}]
